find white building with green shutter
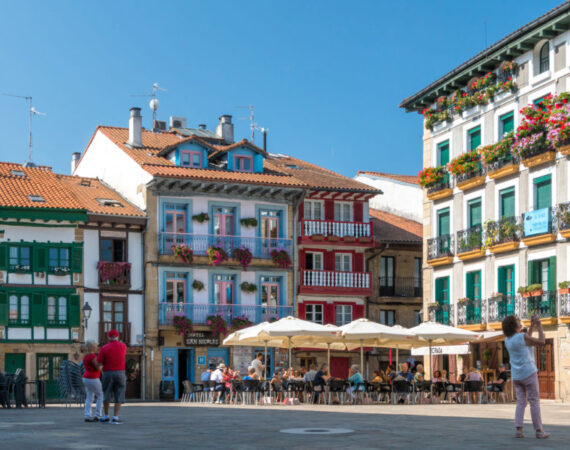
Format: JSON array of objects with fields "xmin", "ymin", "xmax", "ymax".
[{"xmin": 400, "ymin": 4, "xmax": 570, "ymax": 400}]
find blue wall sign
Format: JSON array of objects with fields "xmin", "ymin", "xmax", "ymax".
[
  {"xmin": 197, "ymin": 356, "xmax": 206, "ymax": 365},
  {"xmin": 524, "ymin": 208, "xmax": 550, "ymax": 237}
]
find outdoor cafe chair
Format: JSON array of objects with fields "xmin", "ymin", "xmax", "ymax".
[
  {"xmin": 391, "ymin": 380, "xmax": 413, "ymax": 405},
  {"xmin": 464, "ymin": 380, "xmax": 484, "ymax": 403},
  {"xmin": 328, "ymin": 379, "xmax": 348, "ymax": 404},
  {"xmin": 191, "ymin": 382, "xmax": 205, "ymax": 403},
  {"xmin": 180, "ymin": 380, "xmax": 193, "ymax": 405},
  {"xmin": 308, "ymin": 381, "xmax": 326, "ymax": 405},
  {"xmin": 242, "ymin": 379, "xmax": 260, "ymax": 405},
  {"xmin": 230, "ymin": 380, "xmax": 244, "ymax": 404},
  {"xmin": 413, "ymin": 381, "xmax": 432, "ymax": 404},
  {"xmin": 258, "ymin": 380, "xmax": 273, "ymax": 405}
]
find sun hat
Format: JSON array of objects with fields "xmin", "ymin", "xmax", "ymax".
[
  {"xmin": 108, "ymin": 329, "xmax": 120, "ymax": 338},
  {"xmin": 217, "ymin": 363, "xmax": 226, "ymax": 369}
]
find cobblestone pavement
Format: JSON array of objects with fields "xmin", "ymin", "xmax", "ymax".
[{"xmin": 1, "ymin": 402, "xmax": 569, "ymax": 449}]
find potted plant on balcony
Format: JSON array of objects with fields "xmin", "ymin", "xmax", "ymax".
[
  {"xmin": 311, "ymin": 233, "xmax": 325, "ymax": 241},
  {"xmin": 240, "ymin": 281, "xmax": 257, "ymax": 293},
  {"xmin": 192, "ymin": 212, "xmax": 210, "ymax": 223},
  {"xmin": 458, "ymin": 229, "xmax": 482, "ymax": 254},
  {"xmin": 343, "ymin": 235, "xmax": 356, "ymax": 242},
  {"xmin": 559, "ymin": 281, "xmax": 570, "ymax": 295},
  {"xmin": 172, "ymin": 244, "xmax": 193, "ymax": 264},
  {"xmin": 270, "ymin": 249, "xmax": 292, "ymax": 268},
  {"xmin": 489, "ymin": 292, "xmax": 503, "ymax": 300},
  {"xmin": 448, "ymin": 150, "xmax": 482, "ymax": 187},
  {"xmin": 512, "ymin": 104, "xmax": 555, "ymax": 166},
  {"xmin": 230, "ymin": 315, "xmax": 253, "ymax": 332},
  {"xmin": 328, "ymin": 234, "xmax": 341, "ymax": 242},
  {"xmin": 192, "ymin": 279, "xmax": 204, "ymax": 292},
  {"xmin": 457, "ymin": 297, "xmax": 470, "ymax": 305},
  {"xmin": 517, "ymin": 284, "xmax": 543, "ymax": 298},
  {"xmin": 207, "ymin": 246, "xmax": 228, "ymax": 266},
  {"xmin": 480, "ymin": 132, "xmax": 516, "ymax": 176},
  {"xmin": 206, "ymin": 314, "xmax": 228, "ymax": 337},
  {"xmin": 172, "ymin": 315, "xmax": 193, "ymax": 336},
  {"xmin": 418, "ymin": 166, "xmax": 446, "ymax": 189},
  {"xmin": 240, "ymin": 218, "xmax": 258, "ymax": 228},
  {"xmin": 428, "ymin": 302, "xmax": 440, "ymax": 309},
  {"xmin": 232, "ymin": 247, "xmax": 253, "ymax": 270}
]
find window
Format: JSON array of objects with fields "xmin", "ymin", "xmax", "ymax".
[
  {"xmin": 214, "ymin": 274, "xmax": 235, "ymax": 305},
  {"xmin": 180, "ymin": 150, "xmax": 202, "ymax": 168},
  {"xmin": 335, "ymin": 253, "xmax": 352, "ymax": 272},
  {"xmin": 213, "ymin": 207, "xmax": 235, "ymax": 236},
  {"xmin": 305, "ymin": 304, "xmax": 323, "ymax": 324},
  {"xmin": 102, "ymin": 298, "xmax": 125, "ymax": 336},
  {"xmin": 260, "ymin": 210, "xmax": 280, "ymax": 238},
  {"xmin": 414, "ymin": 310, "xmax": 422, "ymax": 326},
  {"xmin": 533, "ymin": 175, "xmax": 552, "ymax": 210},
  {"xmin": 437, "ymin": 141, "xmax": 449, "ymax": 166},
  {"xmin": 334, "ymin": 202, "xmax": 352, "ymax": 222},
  {"xmin": 539, "ymin": 42, "xmax": 550, "ymax": 74},
  {"xmin": 499, "ymin": 112, "xmax": 514, "ymax": 137},
  {"xmin": 234, "ymin": 155, "xmax": 253, "ymax": 172},
  {"xmin": 498, "ymin": 265, "xmax": 515, "ymax": 297},
  {"xmin": 165, "ymin": 272, "xmax": 187, "ymax": 303},
  {"xmin": 468, "ymin": 198, "xmax": 482, "ymax": 228},
  {"xmin": 96, "ymin": 198, "xmax": 122, "ymax": 207},
  {"xmin": 529, "ymin": 257, "xmax": 556, "ymax": 293},
  {"xmin": 11, "ymin": 170, "xmax": 25, "ymax": 177},
  {"xmin": 380, "ymin": 256, "xmax": 395, "ymax": 296},
  {"xmin": 47, "ymin": 296, "xmax": 67, "ymax": 325},
  {"xmin": 466, "ymin": 271, "xmax": 482, "ymax": 300},
  {"xmin": 305, "ymin": 252, "xmax": 323, "ymax": 270},
  {"xmin": 261, "ymin": 276, "xmax": 281, "ymax": 309},
  {"xmin": 414, "ymin": 258, "xmax": 422, "ymax": 296},
  {"xmin": 437, "ymin": 208, "xmax": 450, "ymax": 237},
  {"xmin": 468, "ymin": 126, "xmax": 481, "ymax": 150},
  {"xmin": 9, "ymin": 294, "xmax": 30, "ymax": 324},
  {"xmin": 9, "ymin": 246, "xmax": 31, "ymax": 271},
  {"xmin": 435, "ymin": 276, "xmax": 449, "ymax": 304},
  {"xmin": 48, "ymin": 247, "xmax": 70, "ymax": 273},
  {"xmin": 28, "ymin": 195, "xmax": 45, "ymax": 202},
  {"xmin": 304, "ymin": 200, "xmax": 324, "ymax": 220},
  {"xmin": 499, "ymin": 187, "xmax": 515, "ymax": 219},
  {"xmin": 379, "ymin": 310, "xmax": 395, "ymax": 326},
  {"xmin": 335, "ymin": 305, "xmax": 352, "ymax": 326},
  {"xmin": 100, "ymin": 239, "xmax": 126, "ymax": 262}
]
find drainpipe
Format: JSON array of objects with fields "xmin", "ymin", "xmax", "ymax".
[
  {"xmin": 292, "ymin": 191, "xmax": 306, "ymax": 317},
  {"xmin": 141, "ymin": 221, "xmax": 147, "ymax": 401}
]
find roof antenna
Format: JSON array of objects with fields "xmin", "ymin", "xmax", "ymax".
[
  {"xmin": 2, "ymin": 93, "xmax": 46, "ymax": 167},
  {"xmin": 131, "ymin": 82, "xmax": 167, "ymax": 124},
  {"xmin": 237, "ymin": 105, "xmax": 267, "ymax": 144}
]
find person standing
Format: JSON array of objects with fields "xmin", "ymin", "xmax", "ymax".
[
  {"xmin": 97, "ymin": 329, "xmax": 127, "ymax": 424},
  {"xmin": 82, "ymin": 341, "xmax": 103, "ymax": 422},
  {"xmin": 250, "ymin": 353, "xmax": 265, "ymax": 379},
  {"xmin": 502, "ymin": 315, "xmax": 549, "ymax": 439}
]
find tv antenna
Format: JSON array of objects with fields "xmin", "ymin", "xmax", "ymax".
[
  {"xmin": 2, "ymin": 93, "xmax": 47, "ymax": 166},
  {"xmin": 237, "ymin": 105, "xmax": 267, "ymax": 143},
  {"xmin": 131, "ymin": 82, "xmax": 167, "ymax": 123}
]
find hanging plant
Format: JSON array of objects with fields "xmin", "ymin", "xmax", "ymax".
[
  {"xmin": 172, "ymin": 315, "xmax": 193, "ymax": 336},
  {"xmin": 192, "ymin": 279, "xmax": 204, "ymax": 291},
  {"xmin": 207, "ymin": 246, "xmax": 229, "ymax": 266},
  {"xmin": 192, "ymin": 212, "xmax": 210, "ymax": 223},
  {"xmin": 417, "ymin": 166, "xmax": 446, "ymax": 188},
  {"xmin": 232, "ymin": 246, "xmax": 253, "ymax": 270},
  {"xmin": 172, "ymin": 245, "xmax": 193, "ymax": 264},
  {"xmin": 206, "ymin": 314, "xmax": 228, "ymax": 337},
  {"xmin": 240, "ymin": 218, "xmax": 258, "ymax": 228},
  {"xmin": 231, "ymin": 315, "xmax": 253, "ymax": 332},
  {"xmin": 240, "ymin": 281, "xmax": 258, "ymax": 293},
  {"xmin": 270, "ymin": 249, "xmax": 292, "ymax": 268}
]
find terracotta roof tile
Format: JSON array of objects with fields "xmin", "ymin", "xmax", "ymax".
[
  {"xmin": 369, "ymin": 208, "xmax": 422, "ymax": 244},
  {"xmin": 357, "ymin": 171, "xmax": 419, "ymax": 185},
  {"xmin": 57, "ymin": 175, "xmax": 145, "ymax": 217}
]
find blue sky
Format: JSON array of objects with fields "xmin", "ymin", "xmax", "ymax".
[{"xmin": 0, "ymin": 0, "xmax": 562, "ymax": 177}]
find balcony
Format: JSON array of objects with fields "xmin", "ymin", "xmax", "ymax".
[
  {"xmin": 97, "ymin": 262, "xmax": 131, "ymax": 290},
  {"xmin": 426, "ymin": 174, "xmax": 452, "ymax": 201},
  {"xmin": 456, "ymin": 299, "xmax": 483, "ymax": 327},
  {"xmin": 517, "ymin": 291, "xmax": 557, "ymax": 320},
  {"xmin": 427, "ymin": 235, "xmax": 454, "ymax": 266},
  {"xmin": 559, "ymin": 293, "xmax": 570, "ymax": 320},
  {"xmin": 378, "ymin": 276, "xmax": 422, "ymax": 297},
  {"xmin": 556, "ymin": 202, "xmax": 570, "ymax": 239},
  {"xmin": 485, "ymin": 216, "xmax": 522, "ymax": 254},
  {"xmin": 487, "ymin": 295, "xmax": 516, "ymax": 323},
  {"xmin": 99, "ymin": 321, "xmax": 131, "ymax": 345},
  {"xmin": 159, "ymin": 233, "xmax": 292, "ymax": 259},
  {"xmin": 522, "ymin": 207, "xmax": 557, "ymax": 247},
  {"xmin": 486, "ymin": 156, "xmax": 519, "ymax": 180},
  {"xmin": 428, "ymin": 303, "xmax": 453, "ymax": 326},
  {"xmin": 455, "ymin": 167, "xmax": 485, "ymax": 192},
  {"xmin": 158, "ymin": 303, "xmax": 293, "ymax": 326},
  {"xmin": 520, "ymin": 147, "xmax": 556, "ymax": 169},
  {"xmin": 299, "ymin": 270, "xmax": 371, "ymax": 295},
  {"xmin": 298, "ymin": 220, "xmax": 372, "ymax": 243},
  {"xmin": 456, "ymin": 225, "xmax": 484, "ymax": 261}
]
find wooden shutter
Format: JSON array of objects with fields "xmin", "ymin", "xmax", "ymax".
[
  {"xmin": 324, "ymin": 200, "xmax": 334, "ymax": 221},
  {"xmin": 34, "ymin": 245, "xmax": 48, "ymax": 272},
  {"xmin": 71, "ymin": 244, "xmax": 83, "ymax": 273},
  {"xmin": 0, "ymin": 243, "xmax": 7, "ymax": 270},
  {"xmin": 548, "ymin": 257, "xmax": 557, "ymax": 292},
  {"xmin": 500, "ymin": 188, "xmax": 515, "ymax": 218},
  {"xmin": 297, "ymin": 302, "xmax": 306, "ymax": 320},
  {"xmin": 468, "ymin": 199, "xmax": 482, "ymax": 227},
  {"xmin": 469, "ymin": 126, "xmax": 481, "ymax": 150},
  {"xmin": 354, "ymin": 253, "xmax": 364, "ymax": 272},
  {"xmin": 69, "ymin": 294, "xmax": 80, "ymax": 327},
  {"xmin": 353, "ymin": 202, "xmax": 363, "ymax": 222},
  {"xmin": 501, "ymin": 112, "xmax": 514, "ymax": 136},
  {"xmin": 466, "ymin": 272, "xmax": 474, "ymax": 300},
  {"xmin": 534, "ymin": 176, "xmax": 552, "ymax": 210},
  {"xmin": 435, "ymin": 277, "xmax": 443, "ymax": 303},
  {"xmin": 31, "ymin": 293, "xmax": 45, "ymax": 326},
  {"xmin": 0, "ymin": 291, "xmax": 7, "ymax": 325},
  {"xmin": 438, "ymin": 208, "xmax": 450, "ymax": 236},
  {"xmin": 353, "ymin": 304, "xmax": 364, "ymax": 319},
  {"xmin": 438, "ymin": 141, "xmax": 449, "ymax": 166}
]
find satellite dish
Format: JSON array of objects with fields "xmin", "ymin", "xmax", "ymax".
[{"xmin": 149, "ymin": 97, "xmax": 160, "ymax": 112}]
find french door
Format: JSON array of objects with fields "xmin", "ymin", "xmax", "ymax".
[
  {"xmin": 535, "ymin": 340, "xmax": 554, "ymax": 399},
  {"xmin": 214, "ymin": 276, "xmax": 235, "ymax": 322},
  {"xmin": 101, "ymin": 297, "xmax": 127, "ymax": 343},
  {"xmin": 164, "ymin": 209, "xmax": 186, "ymax": 251},
  {"xmin": 37, "ymin": 354, "xmax": 67, "ymax": 399}
]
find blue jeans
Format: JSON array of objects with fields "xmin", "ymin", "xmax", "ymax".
[{"xmin": 83, "ymin": 378, "xmax": 103, "ymax": 418}]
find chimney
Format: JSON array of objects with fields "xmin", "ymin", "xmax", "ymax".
[
  {"xmin": 128, "ymin": 107, "xmax": 143, "ymax": 148},
  {"xmin": 216, "ymin": 115, "xmax": 234, "ymax": 144},
  {"xmin": 198, "ymin": 124, "xmax": 207, "ymax": 130},
  {"xmin": 262, "ymin": 128, "xmax": 267, "ymax": 152},
  {"xmin": 71, "ymin": 152, "xmax": 81, "ymax": 174}
]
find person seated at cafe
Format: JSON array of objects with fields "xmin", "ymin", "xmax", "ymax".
[
  {"xmin": 346, "ymin": 365, "xmax": 365, "ymax": 401},
  {"xmin": 432, "ymin": 370, "xmax": 445, "ymax": 383},
  {"xmin": 371, "ymin": 370, "xmax": 384, "ymax": 383},
  {"xmin": 210, "ymin": 363, "xmax": 227, "ymax": 404},
  {"xmin": 291, "ymin": 370, "xmax": 304, "ymax": 381},
  {"xmin": 270, "ymin": 371, "xmax": 284, "ymax": 401},
  {"xmin": 398, "ymin": 362, "xmax": 414, "ymax": 383},
  {"xmin": 414, "ymin": 364, "xmax": 425, "ymax": 383},
  {"xmin": 242, "ymin": 367, "xmax": 258, "ymax": 381},
  {"xmin": 201, "ymin": 364, "xmax": 214, "ymax": 383},
  {"xmin": 459, "ymin": 366, "xmax": 469, "ymax": 383},
  {"xmin": 304, "ymin": 364, "xmax": 317, "ymax": 383},
  {"xmin": 313, "ymin": 364, "xmax": 331, "ymax": 403},
  {"xmin": 487, "ymin": 364, "xmax": 508, "ymax": 400},
  {"xmin": 385, "ymin": 365, "xmax": 396, "ymax": 382},
  {"xmin": 468, "ymin": 367, "xmax": 483, "ymax": 382}
]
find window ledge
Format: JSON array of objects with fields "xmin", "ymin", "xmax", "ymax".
[{"xmin": 531, "ymin": 70, "xmax": 551, "ymax": 87}]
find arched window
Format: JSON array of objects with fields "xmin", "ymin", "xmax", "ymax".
[{"xmin": 539, "ymin": 42, "xmax": 550, "ymax": 73}]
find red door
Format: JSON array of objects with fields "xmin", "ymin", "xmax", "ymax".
[
  {"xmin": 330, "ymin": 357, "xmax": 350, "ymax": 379},
  {"xmin": 536, "ymin": 340, "xmax": 554, "ymax": 399}
]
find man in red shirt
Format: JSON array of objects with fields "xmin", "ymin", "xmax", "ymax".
[{"xmin": 97, "ymin": 329, "xmax": 127, "ymax": 424}]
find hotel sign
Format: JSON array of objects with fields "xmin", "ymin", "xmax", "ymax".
[
  {"xmin": 184, "ymin": 332, "xmax": 220, "ymax": 346},
  {"xmin": 524, "ymin": 208, "xmax": 550, "ymax": 237}
]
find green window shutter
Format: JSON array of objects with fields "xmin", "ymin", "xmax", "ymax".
[
  {"xmin": 500, "ymin": 112, "xmax": 514, "ymax": 136},
  {"xmin": 468, "ymin": 199, "xmax": 482, "ymax": 227},
  {"xmin": 34, "ymin": 245, "xmax": 47, "ymax": 272},
  {"xmin": 438, "ymin": 141, "xmax": 450, "ymax": 166},
  {"xmin": 71, "ymin": 244, "xmax": 83, "ymax": 273},
  {"xmin": 534, "ymin": 176, "xmax": 552, "ymax": 210},
  {"xmin": 466, "ymin": 272, "xmax": 474, "ymax": 300},
  {"xmin": 548, "ymin": 257, "xmax": 556, "ymax": 292},
  {"xmin": 497, "ymin": 267, "xmax": 506, "ymax": 296},
  {"xmin": 69, "ymin": 294, "xmax": 80, "ymax": 327},
  {"xmin": 31, "ymin": 293, "xmax": 45, "ymax": 327},
  {"xmin": 0, "ymin": 291, "xmax": 7, "ymax": 325},
  {"xmin": 528, "ymin": 260, "xmax": 534, "ymax": 285},
  {"xmin": 438, "ymin": 208, "xmax": 450, "ymax": 236},
  {"xmin": 500, "ymin": 188, "xmax": 515, "ymax": 218},
  {"xmin": 0, "ymin": 243, "xmax": 7, "ymax": 271},
  {"xmin": 435, "ymin": 277, "xmax": 443, "ymax": 303},
  {"xmin": 469, "ymin": 126, "xmax": 481, "ymax": 150}
]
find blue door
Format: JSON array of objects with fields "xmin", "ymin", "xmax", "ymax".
[
  {"xmin": 253, "ymin": 347, "xmax": 274, "ymax": 378},
  {"xmin": 162, "ymin": 348, "xmax": 178, "ymax": 399}
]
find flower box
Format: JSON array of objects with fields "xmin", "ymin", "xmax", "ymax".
[
  {"xmin": 358, "ymin": 236, "xmax": 372, "ymax": 243},
  {"xmin": 457, "ymin": 248, "xmax": 485, "ymax": 261},
  {"xmin": 487, "ymin": 163, "xmax": 519, "ymax": 180},
  {"xmin": 427, "ymin": 188, "xmax": 453, "ymax": 201},
  {"xmin": 327, "ymin": 235, "xmax": 340, "ymax": 242},
  {"xmin": 343, "ymin": 236, "xmax": 356, "ymax": 242},
  {"xmin": 558, "ymin": 288, "xmax": 570, "ymax": 295},
  {"xmin": 427, "ymin": 256, "xmax": 454, "ymax": 267},
  {"xmin": 522, "ymin": 151, "xmax": 556, "ymax": 168},
  {"xmin": 522, "ymin": 233, "xmax": 556, "ymax": 247},
  {"xmin": 559, "ymin": 144, "xmax": 570, "ymax": 156},
  {"xmin": 560, "ymin": 229, "xmax": 570, "ymax": 239},
  {"xmin": 456, "ymin": 175, "xmax": 485, "ymax": 191},
  {"xmin": 489, "ymin": 241, "xmax": 520, "ymax": 254},
  {"xmin": 311, "ymin": 234, "xmax": 325, "ymax": 241}
]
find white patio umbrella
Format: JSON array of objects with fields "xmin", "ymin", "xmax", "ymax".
[
  {"xmin": 409, "ymin": 321, "xmax": 480, "ymax": 379},
  {"xmin": 338, "ymin": 319, "xmax": 418, "ymax": 373}
]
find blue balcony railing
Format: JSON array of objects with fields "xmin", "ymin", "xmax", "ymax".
[
  {"xmin": 158, "ymin": 302, "xmax": 293, "ymax": 326},
  {"xmin": 159, "ymin": 233, "xmax": 292, "ymax": 259}
]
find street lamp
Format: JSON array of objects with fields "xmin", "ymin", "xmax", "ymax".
[{"xmin": 83, "ymin": 302, "xmax": 92, "ymax": 329}]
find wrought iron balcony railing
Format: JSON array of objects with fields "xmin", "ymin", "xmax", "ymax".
[
  {"xmin": 484, "ymin": 216, "xmax": 522, "ymax": 246},
  {"xmin": 516, "ymin": 290, "xmax": 557, "ymax": 319},
  {"xmin": 487, "ymin": 294, "xmax": 516, "ymax": 323},
  {"xmin": 379, "ymin": 276, "xmax": 422, "ymax": 297},
  {"xmin": 456, "ymin": 225, "xmax": 483, "ymax": 254},
  {"xmin": 428, "ymin": 303, "xmax": 454, "ymax": 326},
  {"xmin": 427, "ymin": 234, "xmax": 454, "ymax": 260},
  {"xmin": 97, "ymin": 262, "xmax": 131, "ymax": 289},
  {"xmin": 456, "ymin": 299, "xmax": 483, "ymax": 325}
]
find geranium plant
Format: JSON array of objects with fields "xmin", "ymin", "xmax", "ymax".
[
  {"xmin": 231, "ymin": 315, "xmax": 253, "ymax": 332},
  {"xmin": 192, "ymin": 279, "xmax": 204, "ymax": 291},
  {"xmin": 192, "ymin": 212, "xmax": 210, "ymax": 223},
  {"xmin": 206, "ymin": 314, "xmax": 228, "ymax": 337},
  {"xmin": 270, "ymin": 249, "xmax": 292, "ymax": 268},
  {"xmin": 207, "ymin": 246, "xmax": 229, "ymax": 266},
  {"xmin": 240, "ymin": 281, "xmax": 258, "ymax": 293},
  {"xmin": 172, "ymin": 244, "xmax": 193, "ymax": 264},
  {"xmin": 417, "ymin": 166, "xmax": 447, "ymax": 188},
  {"xmin": 447, "ymin": 150, "xmax": 481, "ymax": 177},
  {"xmin": 172, "ymin": 315, "xmax": 193, "ymax": 336},
  {"xmin": 457, "ymin": 297, "xmax": 470, "ymax": 305},
  {"xmin": 232, "ymin": 246, "xmax": 253, "ymax": 270},
  {"xmin": 240, "ymin": 218, "xmax": 258, "ymax": 228},
  {"xmin": 480, "ymin": 132, "xmax": 514, "ymax": 167}
]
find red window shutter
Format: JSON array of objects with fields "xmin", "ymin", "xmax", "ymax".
[
  {"xmin": 299, "ymin": 203, "xmax": 304, "ymax": 220},
  {"xmin": 354, "ymin": 202, "xmax": 363, "ymax": 222},
  {"xmin": 353, "ymin": 304, "xmax": 364, "ymax": 319},
  {"xmin": 325, "ymin": 199, "xmax": 334, "ymax": 221},
  {"xmin": 325, "ymin": 251, "xmax": 335, "ymax": 271},
  {"xmin": 324, "ymin": 304, "xmax": 335, "ymax": 325},
  {"xmin": 297, "ymin": 303, "xmax": 306, "ymax": 320},
  {"xmin": 354, "ymin": 253, "xmax": 364, "ymax": 272},
  {"xmin": 300, "ymin": 249, "xmax": 306, "ymax": 269}
]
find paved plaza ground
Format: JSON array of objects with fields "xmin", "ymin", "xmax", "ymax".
[{"xmin": 1, "ymin": 402, "xmax": 569, "ymax": 449}]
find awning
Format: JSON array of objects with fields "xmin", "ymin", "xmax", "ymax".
[
  {"xmin": 476, "ymin": 331, "xmax": 504, "ymax": 343},
  {"xmin": 411, "ymin": 344, "xmax": 470, "ymax": 356}
]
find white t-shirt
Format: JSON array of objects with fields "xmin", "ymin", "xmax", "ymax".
[
  {"xmin": 251, "ymin": 358, "xmax": 263, "ymax": 378},
  {"xmin": 210, "ymin": 369, "xmax": 224, "ymax": 383}
]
